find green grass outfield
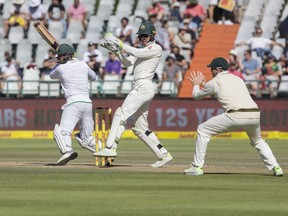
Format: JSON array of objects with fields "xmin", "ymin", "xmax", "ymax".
[{"xmin": 0, "ymin": 138, "xmax": 287, "ymax": 216}]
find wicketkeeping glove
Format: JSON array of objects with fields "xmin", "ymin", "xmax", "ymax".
[
  {"xmin": 100, "ymin": 40, "xmax": 120, "ymax": 53},
  {"xmin": 104, "ymin": 33, "xmax": 123, "ymax": 50}
]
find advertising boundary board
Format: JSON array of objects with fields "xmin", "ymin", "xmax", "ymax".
[{"xmin": 0, "ymin": 98, "xmax": 287, "ymax": 139}]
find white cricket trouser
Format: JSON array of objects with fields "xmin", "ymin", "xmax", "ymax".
[
  {"xmin": 106, "ymin": 79, "xmax": 168, "ymax": 157},
  {"xmin": 60, "ymin": 102, "xmax": 94, "ymax": 152},
  {"xmin": 193, "ymin": 112, "xmax": 279, "ymax": 171},
  {"xmin": 106, "ymin": 79, "xmax": 155, "ymax": 145}
]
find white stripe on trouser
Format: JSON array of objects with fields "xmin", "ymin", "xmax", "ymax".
[{"xmin": 193, "ymin": 113, "xmax": 279, "ymax": 171}]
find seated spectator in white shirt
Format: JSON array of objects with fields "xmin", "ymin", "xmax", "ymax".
[
  {"xmin": 115, "ymin": 17, "xmax": 133, "ymax": 46},
  {"xmin": 236, "ymin": 27, "xmax": 283, "ymax": 59},
  {"xmin": 1, "ymin": 55, "xmax": 22, "ymax": 92},
  {"xmin": 82, "ymin": 42, "xmax": 103, "ymax": 77},
  {"xmin": 28, "ymin": 0, "xmax": 47, "ymax": 26}
]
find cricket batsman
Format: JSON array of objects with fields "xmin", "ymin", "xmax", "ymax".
[
  {"xmin": 50, "ymin": 43, "xmax": 99, "ymax": 165},
  {"xmin": 184, "ymin": 57, "xmax": 283, "ymax": 176},
  {"xmin": 94, "ymin": 21, "xmax": 173, "ymax": 167}
]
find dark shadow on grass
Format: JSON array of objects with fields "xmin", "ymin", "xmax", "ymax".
[
  {"xmin": 44, "ymin": 162, "xmax": 131, "ymax": 168},
  {"xmin": 201, "ymin": 172, "xmax": 272, "ymax": 177}
]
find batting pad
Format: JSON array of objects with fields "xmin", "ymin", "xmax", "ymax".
[{"xmin": 53, "ymin": 124, "xmax": 67, "ymax": 154}]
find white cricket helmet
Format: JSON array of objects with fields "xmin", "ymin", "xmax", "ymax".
[
  {"xmin": 12, "ymin": 0, "xmax": 24, "ymax": 4},
  {"xmin": 29, "ymin": 0, "xmax": 41, "ymax": 7}
]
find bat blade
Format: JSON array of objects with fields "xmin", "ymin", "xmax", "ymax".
[{"xmin": 33, "ymin": 21, "xmax": 59, "ymax": 50}]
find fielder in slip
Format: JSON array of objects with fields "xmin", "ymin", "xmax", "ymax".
[
  {"xmin": 50, "ymin": 43, "xmax": 98, "ymax": 165},
  {"xmin": 184, "ymin": 57, "xmax": 283, "ymax": 176},
  {"xmin": 94, "ymin": 21, "xmax": 173, "ymax": 168}
]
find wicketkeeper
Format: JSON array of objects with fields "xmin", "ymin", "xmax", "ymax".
[
  {"xmin": 94, "ymin": 21, "xmax": 173, "ymax": 167},
  {"xmin": 184, "ymin": 57, "xmax": 283, "ymax": 176},
  {"xmin": 50, "ymin": 43, "xmax": 99, "ymax": 165}
]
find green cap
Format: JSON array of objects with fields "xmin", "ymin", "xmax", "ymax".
[
  {"xmin": 207, "ymin": 57, "xmax": 229, "ymax": 70},
  {"xmin": 137, "ymin": 21, "xmax": 157, "ymax": 36},
  {"xmin": 56, "ymin": 43, "xmax": 75, "ymax": 55}
]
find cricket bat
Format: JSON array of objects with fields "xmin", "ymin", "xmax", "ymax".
[{"xmin": 33, "ymin": 21, "xmax": 60, "ymax": 50}]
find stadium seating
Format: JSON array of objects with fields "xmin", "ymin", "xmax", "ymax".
[
  {"xmin": 8, "ymin": 26, "xmax": 24, "ymax": 44},
  {"xmin": 35, "ymin": 41, "xmax": 50, "ymax": 67},
  {"xmin": 278, "ymin": 76, "xmax": 288, "ymax": 95},
  {"xmin": 120, "ymin": 74, "xmax": 134, "ymax": 95},
  {"xmin": 160, "ymin": 80, "xmax": 178, "ymax": 97},
  {"xmin": 102, "ymin": 74, "xmax": 121, "ymax": 96},
  {"xmin": 39, "ymin": 75, "xmax": 60, "ymax": 97},
  {"xmin": 89, "ymin": 80, "xmax": 101, "ymax": 96},
  {"xmin": 2, "ymin": 80, "xmax": 20, "ymax": 96},
  {"xmin": 1, "ymin": 0, "xmax": 287, "ymax": 99},
  {"xmin": 21, "ymin": 64, "xmax": 40, "ymax": 95},
  {"xmin": 28, "ymin": 22, "xmax": 43, "ymax": 45},
  {"xmin": 0, "ymin": 39, "xmax": 12, "ymax": 63},
  {"xmin": 66, "ymin": 20, "xmax": 84, "ymax": 44},
  {"xmin": 15, "ymin": 39, "xmax": 33, "ymax": 68}
]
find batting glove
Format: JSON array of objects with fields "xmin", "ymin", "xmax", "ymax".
[{"xmin": 104, "ymin": 33, "xmax": 123, "ymax": 50}]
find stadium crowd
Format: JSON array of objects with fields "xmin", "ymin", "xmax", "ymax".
[{"xmin": 0, "ymin": 0, "xmax": 288, "ymax": 98}]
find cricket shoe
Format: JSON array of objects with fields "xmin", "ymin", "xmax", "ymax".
[
  {"xmin": 93, "ymin": 147, "xmax": 117, "ymax": 157},
  {"xmin": 56, "ymin": 151, "xmax": 78, "ymax": 166},
  {"xmin": 184, "ymin": 164, "xmax": 203, "ymax": 176},
  {"xmin": 75, "ymin": 133, "xmax": 102, "ymax": 153},
  {"xmin": 151, "ymin": 153, "xmax": 173, "ymax": 168},
  {"xmin": 272, "ymin": 166, "xmax": 283, "ymax": 176}
]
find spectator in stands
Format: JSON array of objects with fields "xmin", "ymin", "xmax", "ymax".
[
  {"xmin": 261, "ymin": 55, "xmax": 282, "ymax": 98},
  {"xmin": 147, "ymin": 0, "xmax": 165, "ymax": 21},
  {"xmin": 282, "ymin": 60, "xmax": 288, "ymax": 76},
  {"xmin": 0, "ymin": 51, "xmax": 11, "ymax": 69},
  {"xmin": 236, "ymin": 27, "xmax": 283, "ymax": 59},
  {"xmin": 148, "ymin": 13, "xmax": 161, "ymax": 28},
  {"xmin": 3, "ymin": 0, "xmax": 29, "ymax": 39},
  {"xmin": 0, "ymin": 0, "xmax": 3, "ymax": 15},
  {"xmin": 208, "ymin": 0, "xmax": 217, "ymax": 23},
  {"xmin": 279, "ymin": 15, "xmax": 288, "ymax": 39},
  {"xmin": 183, "ymin": 0, "xmax": 206, "ymax": 28},
  {"xmin": 170, "ymin": 45, "xmax": 188, "ymax": 74},
  {"xmin": 41, "ymin": 49, "xmax": 56, "ymax": 80},
  {"xmin": 104, "ymin": 52, "xmax": 122, "ymax": 76},
  {"xmin": 227, "ymin": 49, "xmax": 242, "ymax": 69},
  {"xmin": 173, "ymin": 28, "xmax": 194, "ymax": 61},
  {"xmin": 48, "ymin": 0, "xmax": 67, "ymax": 38},
  {"xmin": 234, "ymin": 0, "xmax": 243, "ymax": 23},
  {"xmin": 28, "ymin": 0, "xmax": 47, "ymax": 26},
  {"xmin": 228, "ymin": 61, "xmax": 244, "ymax": 80},
  {"xmin": 179, "ymin": 17, "xmax": 199, "ymax": 40},
  {"xmin": 240, "ymin": 50, "xmax": 261, "ymax": 96},
  {"xmin": 115, "ymin": 17, "xmax": 133, "ymax": 46},
  {"xmin": 156, "ymin": 20, "xmax": 174, "ymax": 51},
  {"xmin": 214, "ymin": 0, "xmax": 235, "ymax": 25},
  {"xmin": 169, "ymin": 1, "xmax": 183, "ymax": 22},
  {"xmin": 82, "ymin": 42, "xmax": 103, "ymax": 65},
  {"xmin": 162, "ymin": 55, "xmax": 182, "ymax": 91},
  {"xmin": 67, "ymin": 0, "xmax": 88, "ymax": 30},
  {"xmin": 82, "ymin": 42, "xmax": 103, "ymax": 77},
  {"xmin": 0, "ymin": 54, "xmax": 22, "ymax": 92}
]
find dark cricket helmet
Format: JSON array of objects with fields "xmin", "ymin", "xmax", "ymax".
[
  {"xmin": 137, "ymin": 21, "xmax": 157, "ymax": 37},
  {"xmin": 56, "ymin": 43, "xmax": 75, "ymax": 55}
]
